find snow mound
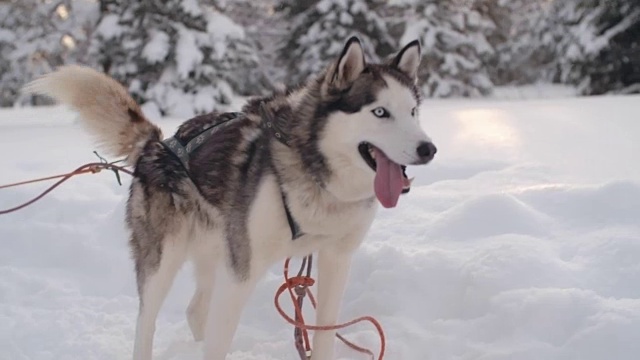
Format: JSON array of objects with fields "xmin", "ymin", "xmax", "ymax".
[
  {"xmin": 430, "ymin": 193, "xmax": 553, "ymax": 240},
  {"xmin": 515, "ymin": 180, "xmax": 640, "ymax": 228}
]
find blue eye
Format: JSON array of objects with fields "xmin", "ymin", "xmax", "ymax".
[{"xmin": 372, "ymin": 107, "xmax": 390, "ymax": 118}]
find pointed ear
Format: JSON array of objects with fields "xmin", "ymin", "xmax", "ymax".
[
  {"xmin": 390, "ymin": 40, "xmax": 421, "ymax": 81},
  {"xmin": 332, "ymin": 36, "xmax": 366, "ymax": 87}
]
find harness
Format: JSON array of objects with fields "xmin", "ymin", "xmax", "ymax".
[{"xmin": 161, "ymin": 107, "xmax": 304, "ymax": 240}]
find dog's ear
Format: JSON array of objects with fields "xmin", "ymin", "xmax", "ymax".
[
  {"xmin": 390, "ymin": 39, "xmax": 421, "ymax": 82},
  {"xmin": 332, "ymin": 36, "xmax": 366, "ymax": 87}
]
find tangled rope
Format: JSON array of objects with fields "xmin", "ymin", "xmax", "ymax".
[{"xmin": 275, "ymin": 257, "xmax": 386, "ymax": 360}]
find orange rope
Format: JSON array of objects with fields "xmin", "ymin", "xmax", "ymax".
[
  {"xmin": 0, "ymin": 161, "xmax": 133, "ymax": 215},
  {"xmin": 275, "ymin": 257, "xmax": 386, "ymax": 360}
]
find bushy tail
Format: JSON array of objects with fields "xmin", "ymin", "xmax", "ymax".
[{"xmin": 24, "ymin": 65, "xmax": 162, "ymax": 165}]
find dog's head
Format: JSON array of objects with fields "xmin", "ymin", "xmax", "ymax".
[{"xmin": 310, "ymin": 37, "xmax": 436, "ymax": 208}]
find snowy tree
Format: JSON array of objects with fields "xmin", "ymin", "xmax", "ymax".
[
  {"xmin": 276, "ymin": 0, "xmax": 319, "ymax": 19},
  {"xmin": 90, "ymin": 0, "xmax": 270, "ymax": 118},
  {"xmin": 0, "ymin": 0, "xmax": 99, "ymax": 106},
  {"xmin": 566, "ymin": 0, "xmax": 640, "ymax": 95},
  {"xmin": 397, "ymin": 0, "xmax": 496, "ymax": 97},
  {"xmin": 278, "ymin": 0, "xmax": 396, "ymax": 86},
  {"xmin": 477, "ymin": 0, "xmax": 567, "ymax": 86},
  {"xmin": 220, "ymin": 0, "xmax": 288, "ymax": 88},
  {"xmin": 469, "ymin": 0, "xmax": 523, "ymax": 86},
  {"xmin": 482, "ymin": 0, "xmax": 639, "ymax": 94}
]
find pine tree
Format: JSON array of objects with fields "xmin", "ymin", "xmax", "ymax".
[
  {"xmin": 397, "ymin": 0, "xmax": 495, "ymax": 97},
  {"xmin": 567, "ymin": 0, "xmax": 640, "ymax": 94},
  {"xmin": 473, "ymin": 0, "xmax": 531, "ymax": 86},
  {"xmin": 530, "ymin": 0, "xmax": 599, "ymax": 86},
  {"xmin": 0, "ymin": 1, "xmax": 18, "ymax": 106},
  {"xmin": 468, "ymin": 0, "xmax": 580, "ymax": 87},
  {"xmin": 0, "ymin": 0, "xmax": 98, "ymax": 106},
  {"xmin": 278, "ymin": 0, "xmax": 395, "ymax": 86},
  {"xmin": 221, "ymin": 0, "xmax": 288, "ymax": 88},
  {"xmin": 488, "ymin": 0, "xmax": 571, "ymax": 86},
  {"xmin": 90, "ymin": 0, "xmax": 269, "ymax": 118},
  {"xmin": 483, "ymin": 0, "xmax": 640, "ymax": 94}
]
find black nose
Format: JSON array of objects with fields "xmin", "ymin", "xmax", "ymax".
[{"xmin": 416, "ymin": 141, "xmax": 437, "ymax": 161}]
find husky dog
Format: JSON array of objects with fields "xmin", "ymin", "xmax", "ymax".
[{"xmin": 26, "ymin": 37, "xmax": 436, "ymax": 359}]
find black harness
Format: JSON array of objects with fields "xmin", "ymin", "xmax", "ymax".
[{"xmin": 161, "ymin": 108, "xmax": 304, "ymax": 240}]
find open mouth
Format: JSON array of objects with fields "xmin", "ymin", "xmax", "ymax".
[
  {"xmin": 358, "ymin": 142, "xmax": 412, "ymax": 208},
  {"xmin": 358, "ymin": 142, "xmax": 378, "ymax": 172}
]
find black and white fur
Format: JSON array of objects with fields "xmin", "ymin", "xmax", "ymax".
[{"xmin": 25, "ymin": 37, "xmax": 436, "ymax": 360}]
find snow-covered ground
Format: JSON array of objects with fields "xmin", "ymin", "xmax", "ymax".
[{"xmin": 1, "ymin": 95, "xmax": 639, "ymax": 360}]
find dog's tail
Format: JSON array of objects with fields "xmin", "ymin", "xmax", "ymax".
[{"xmin": 24, "ymin": 65, "xmax": 162, "ymax": 165}]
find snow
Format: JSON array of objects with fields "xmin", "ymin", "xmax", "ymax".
[
  {"xmin": 142, "ymin": 31, "xmax": 170, "ymax": 64},
  {"xmin": 206, "ymin": 11, "xmax": 246, "ymax": 48},
  {"xmin": 95, "ymin": 14, "xmax": 125, "ymax": 39},
  {"xmin": 180, "ymin": 0, "xmax": 203, "ymax": 17},
  {"xmin": 0, "ymin": 28, "xmax": 15, "ymax": 42},
  {"xmin": 176, "ymin": 25, "xmax": 204, "ymax": 79},
  {"xmin": 1, "ymin": 94, "xmax": 640, "ymax": 360}
]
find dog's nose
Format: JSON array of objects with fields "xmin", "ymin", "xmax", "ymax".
[{"xmin": 416, "ymin": 141, "xmax": 437, "ymax": 161}]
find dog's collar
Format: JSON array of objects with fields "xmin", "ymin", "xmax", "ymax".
[{"xmin": 259, "ymin": 102, "xmax": 292, "ymax": 148}]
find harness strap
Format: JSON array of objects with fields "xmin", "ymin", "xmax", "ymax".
[
  {"xmin": 161, "ymin": 110, "xmax": 304, "ymax": 240},
  {"xmin": 259, "ymin": 102, "xmax": 292, "ymax": 147},
  {"xmin": 283, "ymin": 193, "xmax": 304, "ymax": 240},
  {"xmin": 161, "ymin": 112, "xmax": 242, "ymax": 170},
  {"xmin": 162, "ymin": 137, "xmax": 190, "ymax": 170},
  {"xmin": 258, "ymin": 102, "xmax": 304, "ymax": 239}
]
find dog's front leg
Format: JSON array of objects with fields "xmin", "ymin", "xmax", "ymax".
[
  {"xmin": 201, "ymin": 264, "xmax": 258, "ymax": 360},
  {"xmin": 311, "ymin": 247, "xmax": 355, "ymax": 360}
]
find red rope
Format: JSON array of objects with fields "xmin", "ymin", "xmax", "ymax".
[
  {"xmin": 0, "ymin": 162, "xmax": 133, "ymax": 215},
  {"xmin": 274, "ymin": 257, "xmax": 386, "ymax": 360}
]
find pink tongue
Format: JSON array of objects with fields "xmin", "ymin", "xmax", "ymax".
[{"xmin": 373, "ymin": 148, "xmax": 404, "ymax": 208}]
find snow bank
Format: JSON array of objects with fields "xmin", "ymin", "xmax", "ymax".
[{"xmin": 1, "ymin": 95, "xmax": 639, "ymax": 359}]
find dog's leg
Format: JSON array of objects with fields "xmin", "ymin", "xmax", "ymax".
[
  {"xmin": 187, "ymin": 250, "xmax": 217, "ymax": 342},
  {"xmin": 311, "ymin": 248, "xmax": 354, "ymax": 360},
  {"xmin": 201, "ymin": 264, "xmax": 259, "ymax": 360},
  {"xmin": 132, "ymin": 240, "xmax": 187, "ymax": 360}
]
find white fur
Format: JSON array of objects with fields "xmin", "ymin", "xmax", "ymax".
[
  {"xmin": 133, "ymin": 232, "xmax": 189, "ymax": 360},
  {"xmin": 202, "ymin": 264, "xmax": 259, "ymax": 359},
  {"xmin": 320, "ymin": 74, "xmax": 431, "ymax": 201}
]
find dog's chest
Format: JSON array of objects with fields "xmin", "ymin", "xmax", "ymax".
[
  {"xmin": 288, "ymin": 185, "xmax": 378, "ymax": 247},
  {"xmin": 246, "ymin": 174, "xmax": 377, "ymax": 258}
]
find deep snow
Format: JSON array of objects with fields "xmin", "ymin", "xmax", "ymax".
[{"xmin": 1, "ymin": 94, "xmax": 639, "ymax": 360}]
